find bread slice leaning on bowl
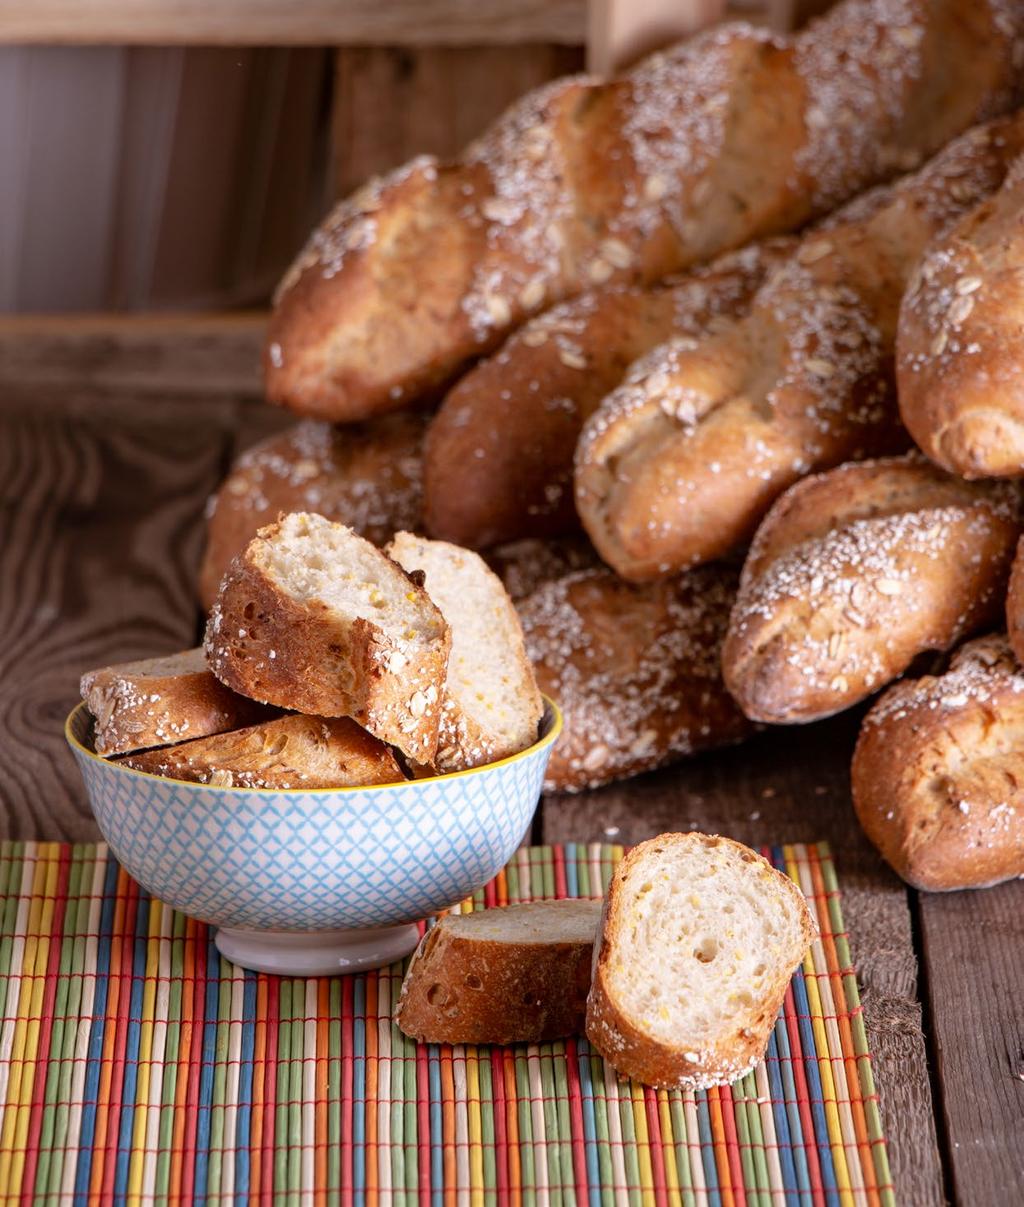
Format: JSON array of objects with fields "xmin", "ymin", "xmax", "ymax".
[
  {"xmin": 387, "ymin": 532, "xmax": 542, "ymax": 772},
  {"xmin": 586, "ymin": 833, "xmax": 816, "ymax": 1089},
  {"xmin": 119, "ymin": 713, "xmax": 404, "ymax": 790},
  {"xmin": 394, "ymin": 900, "xmax": 601, "ymax": 1045},
  {"xmin": 205, "ymin": 512, "xmax": 451, "ymax": 763}
]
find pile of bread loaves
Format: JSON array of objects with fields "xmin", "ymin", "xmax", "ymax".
[
  {"xmin": 193, "ymin": 0, "xmax": 1024, "ymax": 892},
  {"xmin": 82, "ymin": 516, "xmax": 545, "ymax": 784}
]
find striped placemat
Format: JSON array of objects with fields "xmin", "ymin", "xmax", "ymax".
[{"xmin": 0, "ymin": 840, "xmax": 891, "ymax": 1205}]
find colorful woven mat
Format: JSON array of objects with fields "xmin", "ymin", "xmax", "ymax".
[{"xmin": 0, "ymin": 840, "xmax": 891, "ymax": 1206}]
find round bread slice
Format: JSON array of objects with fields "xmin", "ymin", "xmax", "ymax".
[
  {"xmin": 205, "ymin": 512, "xmax": 451, "ymax": 762},
  {"xmin": 586, "ymin": 833, "xmax": 816, "ymax": 1090},
  {"xmin": 386, "ymin": 532, "xmax": 542, "ymax": 772},
  {"xmin": 394, "ymin": 900, "xmax": 602, "ymax": 1045}
]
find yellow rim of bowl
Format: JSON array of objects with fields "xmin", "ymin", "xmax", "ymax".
[{"xmin": 65, "ymin": 696, "xmax": 563, "ymax": 796}]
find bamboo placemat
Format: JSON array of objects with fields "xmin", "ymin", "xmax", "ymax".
[{"xmin": 0, "ymin": 840, "xmax": 891, "ymax": 1205}]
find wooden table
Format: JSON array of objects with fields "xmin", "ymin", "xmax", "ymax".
[{"xmin": 2, "ymin": 362, "xmax": 1022, "ymax": 1205}]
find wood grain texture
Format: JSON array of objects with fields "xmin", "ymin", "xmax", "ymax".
[
  {"xmin": 587, "ymin": 0, "xmax": 725, "ymax": 73},
  {"xmin": 331, "ymin": 44, "xmax": 583, "ymax": 198},
  {"xmin": 541, "ymin": 713, "xmax": 945, "ymax": 1206},
  {"xmin": 919, "ymin": 884, "xmax": 1024, "ymax": 1203},
  {"xmin": 0, "ymin": 391, "xmax": 236, "ymax": 841},
  {"xmin": 0, "ymin": 0, "xmax": 586, "ymax": 46},
  {"xmin": 0, "ymin": 313, "xmax": 266, "ymax": 398}
]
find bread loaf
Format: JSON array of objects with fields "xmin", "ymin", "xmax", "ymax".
[
  {"xmin": 423, "ymin": 241, "xmax": 790, "ymax": 548},
  {"xmin": 81, "ymin": 648, "xmax": 270, "ymax": 757},
  {"xmin": 199, "ymin": 415, "xmax": 425, "ymax": 609},
  {"xmin": 518, "ymin": 564, "xmax": 752, "ymax": 791},
  {"xmin": 386, "ymin": 532, "xmax": 542, "ymax": 772},
  {"xmin": 897, "ymin": 153, "xmax": 1024, "ymax": 478},
  {"xmin": 205, "ymin": 513, "xmax": 451, "ymax": 762},
  {"xmin": 852, "ymin": 634, "xmax": 1024, "ymax": 890},
  {"xmin": 120, "ymin": 713, "xmax": 404, "ymax": 790},
  {"xmin": 486, "ymin": 538, "xmax": 600, "ymax": 602},
  {"xmin": 266, "ymin": 0, "xmax": 1024, "ymax": 423},
  {"xmin": 722, "ymin": 454, "xmax": 1020, "ymax": 724},
  {"xmin": 394, "ymin": 900, "xmax": 601, "ymax": 1045},
  {"xmin": 586, "ymin": 833, "xmax": 816, "ymax": 1090}
]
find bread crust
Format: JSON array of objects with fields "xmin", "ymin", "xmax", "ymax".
[
  {"xmin": 266, "ymin": 1, "xmax": 1024, "ymax": 423},
  {"xmin": 585, "ymin": 834, "xmax": 816, "ymax": 1089},
  {"xmin": 897, "ymin": 154, "xmax": 1024, "ymax": 478},
  {"xmin": 723, "ymin": 455, "xmax": 1021, "ymax": 724},
  {"xmin": 423, "ymin": 242, "xmax": 790, "ymax": 548},
  {"xmin": 120, "ymin": 714, "xmax": 404, "ymax": 790},
  {"xmin": 518, "ymin": 564, "xmax": 753, "ymax": 791},
  {"xmin": 199, "ymin": 415, "xmax": 426, "ymax": 609},
  {"xmin": 205, "ymin": 518, "xmax": 451, "ymax": 762},
  {"xmin": 1007, "ymin": 537, "xmax": 1024, "ymax": 664},
  {"xmin": 576, "ymin": 114, "xmax": 1024, "ymax": 581},
  {"xmin": 81, "ymin": 649, "xmax": 269, "ymax": 757},
  {"xmin": 852, "ymin": 634, "xmax": 1024, "ymax": 890},
  {"xmin": 486, "ymin": 538, "xmax": 601, "ymax": 602},
  {"xmin": 394, "ymin": 903, "xmax": 600, "ymax": 1045}
]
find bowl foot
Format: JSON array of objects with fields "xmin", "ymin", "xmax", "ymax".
[{"xmin": 215, "ymin": 922, "xmax": 421, "ymax": 976}]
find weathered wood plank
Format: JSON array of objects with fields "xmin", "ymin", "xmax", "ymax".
[
  {"xmin": 918, "ymin": 885, "xmax": 1024, "ymax": 1203},
  {"xmin": 0, "ymin": 313, "xmax": 266, "ymax": 398},
  {"xmin": 0, "ymin": 0, "xmax": 586, "ymax": 46},
  {"xmin": 587, "ymin": 0, "xmax": 725, "ymax": 73},
  {"xmin": 0, "ymin": 391, "xmax": 237, "ymax": 841},
  {"xmin": 331, "ymin": 44, "xmax": 583, "ymax": 197},
  {"xmin": 540, "ymin": 714, "xmax": 945, "ymax": 1206}
]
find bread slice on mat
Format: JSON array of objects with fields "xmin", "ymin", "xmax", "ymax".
[
  {"xmin": 120, "ymin": 714, "xmax": 404, "ymax": 790},
  {"xmin": 586, "ymin": 833, "xmax": 815, "ymax": 1090},
  {"xmin": 205, "ymin": 512, "xmax": 451, "ymax": 762},
  {"xmin": 81, "ymin": 648, "xmax": 270, "ymax": 757},
  {"xmin": 199, "ymin": 414, "xmax": 426, "ymax": 609},
  {"xmin": 386, "ymin": 532, "xmax": 542, "ymax": 772},
  {"xmin": 394, "ymin": 900, "xmax": 602, "ymax": 1045}
]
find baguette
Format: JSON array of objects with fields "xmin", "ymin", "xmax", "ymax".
[
  {"xmin": 518, "ymin": 564, "xmax": 752, "ymax": 791},
  {"xmin": 897, "ymin": 153, "xmax": 1024, "ymax": 478},
  {"xmin": 120, "ymin": 714, "xmax": 404, "ymax": 790},
  {"xmin": 722, "ymin": 454, "xmax": 1020, "ymax": 724},
  {"xmin": 852, "ymin": 634, "xmax": 1024, "ymax": 890},
  {"xmin": 81, "ymin": 648, "xmax": 270, "ymax": 757},
  {"xmin": 266, "ymin": 0, "xmax": 1024, "ymax": 423},
  {"xmin": 394, "ymin": 900, "xmax": 601, "ymax": 1045},
  {"xmin": 576, "ymin": 113, "xmax": 1024, "ymax": 581},
  {"xmin": 199, "ymin": 415, "xmax": 426, "ymax": 609},
  {"xmin": 586, "ymin": 833, "xmax": 816, "ymax": 1089},
  {"xmin": 205, "ymin": 513, "xmax": 451, "ymax": 762},
  {"xmin": 386, "ymin": 532, "xmax": 542, "ymax": 772},
  {"xmin": 423, "ymin": 241, "xmax": 790, "ymax": 548}
]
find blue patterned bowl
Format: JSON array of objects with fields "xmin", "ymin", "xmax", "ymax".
[{"xmin": 66, "ymin": 699, "xmax": 560, "ymax": 975}]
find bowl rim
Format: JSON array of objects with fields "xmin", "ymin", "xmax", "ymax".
[{"xmin": 65, "ymin": 695, "xmax": 562, "ymax": 796}]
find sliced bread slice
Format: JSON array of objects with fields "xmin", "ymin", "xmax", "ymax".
[
  {"xmin": 394, "ymin": 900, "xmax": 602, "ymax": 1045},
  {"xmin": 205, "ymin": 512, "xmax": 451, "ymax": 762},
  {"xmin": 120, "ymin": 714, "xmax": 404, "ymax": 789},
  {"xmin": 586, "ymin": 833, "xmax": 816, "ymax": 1089},
  {"xmin": 81, "ymin": 647, "xmax": 270, "ymax": 757},
  {"xmin": 386, "ymin": 532, "xmax": 543, "ymax": 772}
]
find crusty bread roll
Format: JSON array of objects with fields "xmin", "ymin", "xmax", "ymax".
[
  {"xmin": 205, "ymin": 513, "xmax": 451, "ymax": 762},
  {"xmin": 386, "ymin": 532, "xmax": 542, "ymax": 772},
  {"xmin": 266, "ymin": 0, "xmax": 1024, "ymax": 423},
  {"xmin": 199, "ymin": 415, "xmax": 426, "ymax": 609},
  {"xmin": 1007, "ymin": 537, "xmax": 1024, "ymax": 663},
  {"xmin": 486, "ymin": 538, "xmax": 600, "ymax": 602},
  {"xmin": 586, "ymin": 834, "xmax": 816, "ymax": 1090},
  {"xmin": 423, "ymin": 241, "xmax": 790, "ymax": 548},
  {"xmin": 852, "ymin": 634, "xmax": 1024, "ymax": 891},
  {"xmin": 81, "ymin": 648, "xmax": 269, "ymax": 757},
  {"xmin": 394, "ymin": 901, "xmax": 601, "ymax": 1045},
  {"xmin": 518, "ymin": 564, "xmax": 752, "ymax": 791},
  {"xmin": 722, "ymin": 454, "xmax": 1021, "ymax": 724},
  {"xmin": 121, "ymin": 714, "xmax": 404, "ymax": 790},
  {"xmin": 897, "ymin": 153, "xmax": 1024, "ymax": 478},
  {"xmin": 576, "ymin": 113, "xmax": 1024, "ymax": 581}
]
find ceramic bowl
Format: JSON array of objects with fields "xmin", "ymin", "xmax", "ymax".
[{"xmin": 66, "ymin": 699, "xmax": 561, "ymax": 976}]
